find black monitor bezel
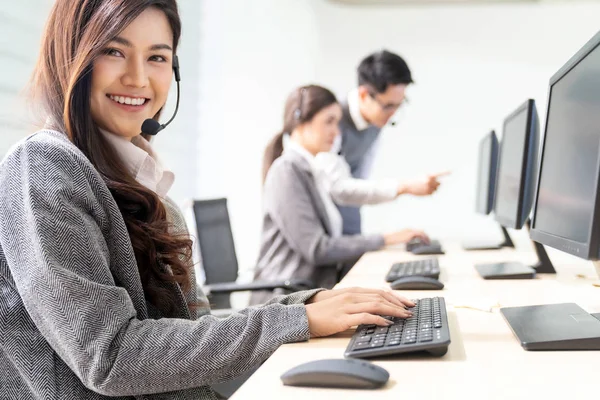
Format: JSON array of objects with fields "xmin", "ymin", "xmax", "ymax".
[
  {"xmin": 530, "ymin": 31, "xmax": 600, "ymax": 261},
  {"xmin": 475, "ymin": 130, "xmax": 499, "ymax": 215},
  {"xmin": 494, "ymin": 99, "xmax": 537, "ymax": 230}
]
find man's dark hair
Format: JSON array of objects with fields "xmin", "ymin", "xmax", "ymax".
[{"xmin": 358, "ymin": 50, "xmax": 413, "ymax": 94}]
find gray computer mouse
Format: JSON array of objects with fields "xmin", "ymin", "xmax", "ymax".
[
  {"xmin": 280, "ymin": 358, "xmax": 389, "ymax": 389},
  {"xmin": 390, "ymin": 276, "xmax": 445, "ymax": 290},
  {"xmin": 407, "ymin": 238, "xmax": 444, "ymax": 255},
  {"xmin": 410, "ymin": 245, "xmax": 445, "ymax": 255}
]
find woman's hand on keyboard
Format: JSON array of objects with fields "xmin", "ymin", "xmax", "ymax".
[
  {"xmin": 305, "ymin": 288, "xmax": 414, "ymax": 338},
  {"xmin": 306, "ymin": 287, "xmax": 415, "ymax": 308}
]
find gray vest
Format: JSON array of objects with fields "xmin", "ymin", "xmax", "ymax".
[{"xmin": 337, "ymin": 102, "xmax": 382, "ymax": 235}]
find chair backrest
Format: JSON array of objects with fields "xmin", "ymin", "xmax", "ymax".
[{"xmin": 192, "ymin": 198, "xmax": 239, "ymax": 285}]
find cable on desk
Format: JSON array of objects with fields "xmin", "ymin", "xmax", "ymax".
[
  {"xmin": 575, "ymin": 274, "xmax": 600, "ymax": 287},
  {"xmin": 450, "ymin": 302, "xmax": 502, "ymax": 313}
]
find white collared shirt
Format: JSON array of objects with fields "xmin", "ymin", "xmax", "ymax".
[
  {"xmin": 284, "ymin": 139, "xmax": 343, "ymax": 238},
  {"xmin": 99, "ymin": 129, "xmax": 174, "ymax": 198},
  {"xmin": 347, "ymin": 87, "xmax": 369, "ymax": 131}
]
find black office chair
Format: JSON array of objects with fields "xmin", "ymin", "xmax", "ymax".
[{"xmin": 192, "ymin": 198, "xmax": 315, "ymax": 309}]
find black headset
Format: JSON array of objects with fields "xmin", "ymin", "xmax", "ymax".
[{"xmin": 141, "ymin": 55, "xmax": 181, "ymax": 136}]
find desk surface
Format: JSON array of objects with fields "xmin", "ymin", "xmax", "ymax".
[{"xmin": 231, "ymin": 242, "xmax": 600, "ymax": 400}]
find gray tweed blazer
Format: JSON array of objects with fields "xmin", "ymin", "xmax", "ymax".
[
  {"xmin": 0, "ymin": 130, "xmax": 321, "ymax": 399},
  {"xmin": 250, "ymin": 150, "xmax": 385, "ymax": 305}
]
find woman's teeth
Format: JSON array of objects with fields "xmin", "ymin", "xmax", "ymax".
[{"xmin": 109, "ymin": 95, "xmax": 147, "ymax": 106}]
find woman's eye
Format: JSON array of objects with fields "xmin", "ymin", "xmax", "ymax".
[
  {"xmin": 104, "ymin": 48, "xmax": 123, "ymax": 57},
  {"xmin": 150, "ymin": 55, "xmax": 167, "ymax": 62}
]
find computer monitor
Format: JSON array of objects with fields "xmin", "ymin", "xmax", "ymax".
[
  {"xmin": 463, "ymin": 131, "xmax": 515, "ymax": 251},
  {"xmin": 476, "ymin": 131, "xmax": 499, "ymax": 215},
  {"xmin": 493, "ymin": 99, "xmax": 539, "ymax": 230},
  {"xmin": 501, "ymin": 30, "xmax": 600, "ymax": 351},
  {"xmin": 529, "ymin": 42, "xmax": 600, "ymax": 261},
  {"xmin": 474, "ymin": 100, "xmax": 556, "ymax": 278}
]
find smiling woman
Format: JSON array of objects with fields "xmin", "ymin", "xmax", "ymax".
[
  {"xmin": 0, "ymin": 1, "xmax": 417, "ymax": 399},
  {"xmin": 30, "ymin": 0, "xmax": 192, "ymax": 323},
  {"xmin": 90, "ymin": 7, "xmax": 174, "ymax": 139}
]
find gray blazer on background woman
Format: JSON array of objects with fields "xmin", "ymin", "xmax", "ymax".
[{"xmin": 251, "ymin": 147, "xmax": 384, "ymax": 304}]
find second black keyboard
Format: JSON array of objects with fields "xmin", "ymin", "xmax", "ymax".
[{"xmin": 385, "ymin": 258, "xmax": 441, "ymax": 282}]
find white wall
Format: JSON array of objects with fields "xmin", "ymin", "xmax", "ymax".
[
  {"xmin": 0, "ymin": 1, "xmax": 53, "ymax": 158},
  {"xmin": 194, "ymin": 0, "xmax": 600, "ymax": 275}
]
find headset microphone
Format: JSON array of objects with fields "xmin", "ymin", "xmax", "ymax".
[{"xmin": 141, "ymin": 55, "xmax": 181, "ymax": 136}]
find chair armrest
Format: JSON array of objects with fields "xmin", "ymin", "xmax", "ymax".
[{"xmin": 204, "ymin": 279, "xmax": 315, "ymax": 295}]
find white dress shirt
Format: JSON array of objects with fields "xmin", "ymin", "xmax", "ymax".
[
  {"xmin": 347, "ymin": 88, "xmax": 369, "ymax": 131},
  {"xmin": 100, "ymin": 129, "xmax": 174, "ymax": 198}
]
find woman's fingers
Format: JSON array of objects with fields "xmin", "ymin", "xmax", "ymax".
[
  {"xmin": 330, "ymin": 287, "xmax": 416, "ymax": 308},
  {"xmin": 345, "ymin": 313, "xmax": 394, "ymax": 328},
  {"xmin": 345, "ymin": 300, "xmax": 413, "ymax": 319}
]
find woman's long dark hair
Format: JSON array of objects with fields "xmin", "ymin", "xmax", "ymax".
[
  {"xmin": 262, "ymin": 84, "xmax": 338, "ymax": 182},
  {"xmin": 31, "ymin": 0, "xmax": 194, "ymax": 317}
]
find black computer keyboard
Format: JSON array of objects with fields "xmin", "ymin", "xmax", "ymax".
[
  {"xmin": 344, "ymin": 297, "xmax": 451, "ymax": 358},
  {"xmin": 385, "ymin": 258, "xmax": 440, "ymax": 282}
]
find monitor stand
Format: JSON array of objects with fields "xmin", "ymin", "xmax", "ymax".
[
  {"xmin": 462, "ymin": 224, "xmax": 515, "ymax": 251},
  {"xmin": 500, "ymin": 261, "xmax": 600, "ymax": 351},
  {"xmin": 474, "ymin": 221, "xmax": 556, "ymax": 279}
]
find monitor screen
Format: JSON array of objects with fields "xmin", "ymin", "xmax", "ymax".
[
  {"xmin": 494, "ymin": 107, "xmax": 530, "ymax": 227},
  {"xmin": 532, "ymin": 42, "xmax": 600, "ymax": 246},
  {"xmin": 475, "ymin": 131, "xmax": 498, "ymax": 215}
]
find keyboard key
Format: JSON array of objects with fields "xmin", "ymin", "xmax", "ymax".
[{"xmin": 353, "ymin": 342, "xmax": 371, "ymax": 350}]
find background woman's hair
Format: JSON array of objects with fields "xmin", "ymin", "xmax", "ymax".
[
  {"xmin": 262, "ymin": 84, "xmax": 337, "ymax": 182},
  {"xmin": 31, "ymin": 0, "xmax": 195, "ymax": 317}
]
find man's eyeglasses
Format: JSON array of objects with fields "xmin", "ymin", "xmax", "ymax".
[{"xmin": 368, "ymin": 91, "xmax": 406, "ymax": 112}]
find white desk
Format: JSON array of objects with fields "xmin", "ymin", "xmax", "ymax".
[{"xmin": 231, "ymin": 243, "xmax": 600, "ymax": 400}]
